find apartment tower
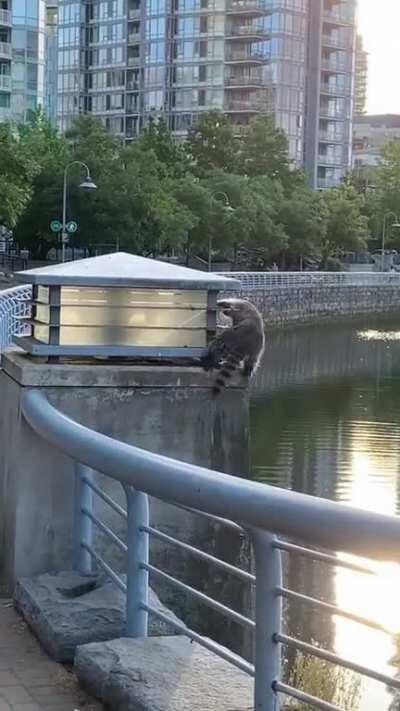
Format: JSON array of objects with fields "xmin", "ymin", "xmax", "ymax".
[{"xmin": 56, "ymin": 0, "xmax": 356, "ymax": 187}]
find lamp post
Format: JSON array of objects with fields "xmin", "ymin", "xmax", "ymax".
[
  {"xmin": 209, "ymin": 192, "xmax": 234, "ymax": 272},
  {"xmin": 381, "ymin": 212, "xmax": 400, "ymax": 271},
  {"xmin": 62, "ymin": 161, "xmax": 97, "ymax": 263}
]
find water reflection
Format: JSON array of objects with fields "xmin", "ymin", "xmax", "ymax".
[{"xmin": 250, "ymin": 316, "xmax": 400, "ymax": 710}]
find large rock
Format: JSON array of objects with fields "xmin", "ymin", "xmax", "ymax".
[
  {"xmin": 75, "ymin": 636, "xmax": 254, "ymax": 710},
  {"xmin": 14, "ymin": 570, "xmax": 183, "ymax": 662}
]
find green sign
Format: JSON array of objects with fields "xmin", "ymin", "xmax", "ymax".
[
  {"xmin": 66, "ymin": 220, "xmax": 78, "ymax": 234},
  {"xmin": 50, "ymin": 220, "xmax": 62, "ymax": 233}
]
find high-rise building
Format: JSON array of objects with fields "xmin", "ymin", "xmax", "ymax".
[
  {"xmin": 0, "ymin": 0, "xmax": 46, "ymax": 123},
  {"xmin": 56, "ymin": 0, "xmax": 356, "ymax": 188},
  {"xmin": 353, "ymin": 114, "xmax": 400, "ymax": 172},
  {"xmin": 354, "ymin": 33, "xmax": 367, "ymax": 116},
  {"xmin": 44, "ymin": 0, "xmax": 58, "ymax": 124}
]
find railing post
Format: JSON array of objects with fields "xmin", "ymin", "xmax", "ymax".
[
  {"xmin": 252, "ymin": 529, "xmax": 282, "ymax": 711},
  {"xmin": 124, "ymin": 485, "xmax": 149, "ymax": 637},
  {"xmin": 74, "ymin": 462, "xmax": 93, "ymax": 574}
]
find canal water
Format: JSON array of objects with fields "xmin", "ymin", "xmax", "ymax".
[{"xmin": 250, "ymin": 315, "xmax": 400, "ymax": 710}]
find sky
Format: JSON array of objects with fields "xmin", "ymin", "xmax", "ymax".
[{"xmin": 357, "ymin": 0, "xmax": 400, "ymax": 115}]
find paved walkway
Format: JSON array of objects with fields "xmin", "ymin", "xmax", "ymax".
[{"xmin": 0, "ymin": 601, "xmax": 103, "ymax": 711}]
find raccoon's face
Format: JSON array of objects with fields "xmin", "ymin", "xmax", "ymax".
[{"xmin": 217, "ymin": 298, "xmax": 256, "ymax": 323}]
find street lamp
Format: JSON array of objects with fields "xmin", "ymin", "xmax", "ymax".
[
  {"xmin": 209, "ymin": 192, "xmax": 235, "ymax": 272},
  {"xmin": 62, "ymin": 161, "xmax": 97, "ymax": 263},
  {"xmin": 381, "ymin": 212, "xmax": 400, "ymax": 271}
]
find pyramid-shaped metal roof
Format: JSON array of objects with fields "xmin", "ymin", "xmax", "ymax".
[{"xmin": 15, "ymin": 253, "xmax": 240, "ymax": 290}]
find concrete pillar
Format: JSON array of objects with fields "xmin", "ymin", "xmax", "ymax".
[{"xmin": 0, "ymin": 350, "xmax": 249, "ymax": 593}]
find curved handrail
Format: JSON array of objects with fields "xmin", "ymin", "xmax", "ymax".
[{"xmin": 21, "ymin": 388, "xmax": 400, "ymax": 561}]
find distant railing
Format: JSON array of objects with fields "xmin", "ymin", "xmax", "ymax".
[
  {"xmin": 0, "ymin": 285, "xmax": 31, "ymax": 352},
  {"xmin": 219, "ymin": 270, "xmax": 400, "ymax": 291},
  {"xmin": 0, "ymin": 253, "xmax": 29, "ymax": 273},
  {"xmin": 20, "ymin": 388, "xmax": 400, "ymax": 711}
]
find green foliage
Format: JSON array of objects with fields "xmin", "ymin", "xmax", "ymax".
[
  {"xmin": 319, "ymin": 184, "xmax": 369, "ymax": 265},
  {"xmin": 4, "ymin": 111, "xmax": 372, "ymax": 269},
  {"xmin": 187, "ymin": 110, "xmax": 239, "ymax": 173}
]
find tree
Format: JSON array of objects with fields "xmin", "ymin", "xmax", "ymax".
[
  {"xmin": 186, "ymin": 111, "xmax": 239, "ymax": 174},
  {"xmin": 0, "ymin": 124, "xmax": 40, "ymax": 229},
  {"xmin": 320, "ymin": 184, "xmax": 369, "ymax": 266},
  {"xmin": 239, "ymin": 114, "xmax": 303, "ymax": 190},
  {"xmin": 278, "ymin": 188, "xmax": 325, "ymax": 267},
  {"xmin": 138, "ymin": 117, "xmax": 190, "ymax": 178}
]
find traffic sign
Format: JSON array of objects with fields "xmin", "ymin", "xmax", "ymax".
[
  {"xmin": 66, "ymin": 221, "xmax": 78, "ymax": 234},
  {"xmin": 50, "ymin": 220, "xmax": 62, "ymax": 233}
]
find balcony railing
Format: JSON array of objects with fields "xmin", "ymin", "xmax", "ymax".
[
  {"xmin": 225, "ymin": 74, "xmax": 263, "ymax": 86},
  {"xmin": 128, "ymin": 7, "xmax": 141, "ymax": 18},
  {"xmin": 318, "ymin": 154, "xmax": 344, "ymax": 167},
  {"xmin": 128, "ymin": 56, "xmax": 140, "ymax": 66},
  {"xmin": 128, "ymin": 31, "xmax": 140, "ymax": 43},
  {"xmin": 225, "ymin": 99, "xmax": 263, "ymax": 112},
  {"xmin": 319, "ymin": 130, "xmax": 345, "ymax": 143},
  {"xmin": 227, "ymin": 24, "xmax": 267, "ymax": 38},
  {"xmin": 227, "ymin": 0, "xmax": 266, "ymax": 14},
  {"xmin": 321, "ymin": 33, "xmax": 350, "ymax": 50},
  {"xmin": 321, "ymin": 59, "xmax": 351, "ymax": 73},
  {"xmin": 0, "ymin": 74, "xmax": 11, "ymax": 91},
  {"xmin": 320, "ymin": 81, "xmax": 350, "ymax": 96},
  {"xmin": 226, "ymin": 50, "xmax": 268, "ymax": 63},
  {"xmin": 0, "ymin": 41, "xmax": 11, "ymax": 59},
  {"xmin": 323, "ymin": 10, "xmax": 354, "ymax": 25},
  {"xmin": 0, "ymin": 8, "xmax": 12, "ymax": 25}
]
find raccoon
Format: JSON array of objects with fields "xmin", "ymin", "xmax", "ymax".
[{"xmin": 201, "ymin": 298, "xmax": 265, "ymax": 396}]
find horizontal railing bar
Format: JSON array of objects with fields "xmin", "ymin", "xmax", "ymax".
[
  {"xmin": 81, "ymin": 542, "xmax": 127, "ymax": 594},
  {"xmin": 82, "ymin": 475, "xmax": 127, "ymax": 520},
  {"xmin": 21, "ymin": 390, "xmax": 400, "ymax": 561},
  {"xmin": 274, "ymin": 540, "xmax": 376, "ymax": 575},
  {"xmin": 142, "ymin": 562, "xmax": 255, "ymax": 629},
  {"xmin": 274, "ymin": 682, "xmax": 344, "ymax": 711},
  {"xmin": 142, "ymin": 602, "xmax": 255, "ymax": 676},
  {"xmin": 172, "ymin": 503, "xmax": 244, "ymax": 532},
  {"xmin": 277, "ymin": 587, "xmax": 391, "ymax": 633},
  {"xmin": 142, "ymin": 525, "xmax": 255, "ymax": 584},
  {"xmin": 276, "ymin": 634, "xmax": 400, "ymax": 690},
  {"xmin": 81, "ymin": 507, "xmax": 127, "ymax": 554}
]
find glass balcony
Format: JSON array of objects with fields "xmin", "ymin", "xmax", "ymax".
[
  {"xmin": 321, "ymin": 33, "xmax": 349, "ymax": 50},
  {"xmin": 0, "ymin": 9, "xmax": 11, "ymax": 26},
  {"xmin": 227, "ymin": 24, "xmax": 267, "ymax": 39},
  {"xmin": 321, "ymin": 58, "xmax": 351, "ymax": 73},
  {"xmin": 0, "ymin": 42, "xmax": 11, "ymax": 60},
  {"xmin": 320, "ymin": 81, "xmax": 350, "ymax": 96},
  {"xmin": 319, "ymin": 130, "xmax": 345, "ymax": 143},
  {"xmin": 226, "ymin": 0, "xmax": 266, "ymax": 15},
  {"xmin": 225, "ymin": 49, "xmax": 268, "ymax": 64},
  {"xmin": 225, "ymin": 74, "xmax": 263, "ymax": 87},
  {"xmin": 0, "ymin": 74, "xmax": 11, "ymax": 91}
]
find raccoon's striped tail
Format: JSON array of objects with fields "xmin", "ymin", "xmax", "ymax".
[{"xmin": 212, "ymin": 352, "xmax": 241, "ymax": 396}]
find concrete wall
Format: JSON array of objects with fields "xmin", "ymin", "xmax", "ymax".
[
  {"xmin": 245, "ymin": 285, "xmax": 400, "ymax": 327},
  {"xmin": 0, "ymin": 352, "xmax": 249, "ymax": 595}
]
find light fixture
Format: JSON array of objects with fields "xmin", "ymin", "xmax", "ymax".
[{"xmin": 13, "ymin": 253, "xmax": 240, "ymax": 359}]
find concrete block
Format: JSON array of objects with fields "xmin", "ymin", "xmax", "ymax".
[
  {"xmin": 14, "ymin": 571, "xmax": 183, "ymax": 663},
  {"xmin": 75, "ymin": 636, "xmax": 253, "ymax": 710}
]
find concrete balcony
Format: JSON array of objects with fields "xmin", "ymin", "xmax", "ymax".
[
  {"xmin": 0, "ymin": 42, "xmax": 11, "ymax": 60},
  {"xmin": 0, "ymin": 74, "xmax": 11, "ymax": 91},
  {"xmin": 0, "ymin": 8, "xmax": 12, "ymax": 26}
]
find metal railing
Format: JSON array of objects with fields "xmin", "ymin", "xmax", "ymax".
[
  {"xmin": 20, "ymin": 388, "xmax": 400, "ymax": 711},
  {"xmin": 218, "ymin": 270, "xmax": 400, "ymax": 290},
  {"xmin": 0, "ymin": 285, "xmax": 31, "ymax": 351}
]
